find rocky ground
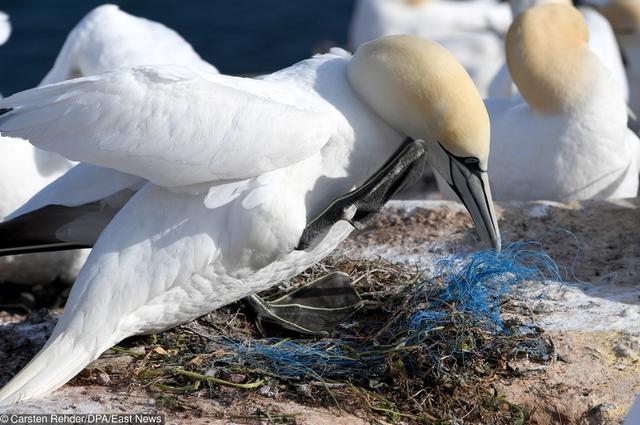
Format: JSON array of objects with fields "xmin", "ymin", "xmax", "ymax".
[{"xmin": 0, "ymin": 198, "xmax": 639, "ymax": 424}]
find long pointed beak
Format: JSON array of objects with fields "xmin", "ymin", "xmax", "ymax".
[{"xmin": 424, "ymin": 140, "xmax": 501, "ymax": 251}]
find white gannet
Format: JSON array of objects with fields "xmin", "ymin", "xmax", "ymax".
[
  {"xmin": 487, "ymin": 4, "xmax": 640, "ymax": 201},
  {"xmin": 0, "ymin": 35, "xmax": 500, "ymax": 404},
  {"xmin": 40, "ymin": 4, "xmax": 218, "ymax": 85},
  {"xmin": 600, "ymin": 0, "xmax": 640, "ymax": 132},
  {"xmin": 0, "ymin": 11, "xmax": 11, "ymax": 98},
  {"xmin": 0, "ymin": 11, "xmax": 10, "ymax": 47},
  {"xmin": 348, "ymin": 0, "xmax": 512, "ymax": 96},
  {"xmin": 488, "ymin": 0, "xmax": 629, "ymax": 101},
  {"xmin": 0, "ymin": 4, "xmax": 219, "ymax": 285}
]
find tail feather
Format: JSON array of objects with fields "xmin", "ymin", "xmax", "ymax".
[
  {"xmin": 0, "ymin": 204, "xmax": 114, "ymax": 257},
  {"xmin": 0, "ymin": 334, "xmax": 98, "ymax": 406}
]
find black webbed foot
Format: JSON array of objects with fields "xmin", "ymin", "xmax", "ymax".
[{"xmin": 248, "ymin": 271, "xmax": 362, "ymax": 336}]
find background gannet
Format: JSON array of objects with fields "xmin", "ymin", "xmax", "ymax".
[
  {"xmin": 0, "ymin": 35, "xmax": 499, "ymax": 404},
  {"xmin": 0, "ymin": 11, "xmax": 11, "ymax": 99},
  {"xmin": 0, "ymin": 11, "xmax": 10, "ymax": 47},
  {"xmin": 488, "ymin": 0, "xmax": 629, "ymax": 101},
  {"xmin": 348, "ymin": 0, "xmax": 512, "ymax": 96},
  {"xmin": 0, "ymin": 4, "xmax": 220, "ymax": 285},
  {"xmin": 40, "ymin": 4, "xmax": 218, "ymax": 85},
  {"xmin": 600, "ymin": 0, "xmax": 640, "ymax": 132},
  {"xmin": 487, "ymin": 4, "xmax": 640, "ymax": 201}
]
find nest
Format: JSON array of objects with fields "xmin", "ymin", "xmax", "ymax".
[{"xmin": 106, "ymin": 241, "xmax": 561, "ymax": 423}]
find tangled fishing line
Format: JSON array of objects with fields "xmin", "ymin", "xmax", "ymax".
[{"xmin": 127, "ymin": 240, "xmax": 562, "ymax": 423}]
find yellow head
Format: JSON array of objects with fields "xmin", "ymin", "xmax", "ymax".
[
  {"xmin": 347, "ymin": 35, "xmax": 501, "ymax": 251},
  {"xmin": 506, "ymin": 4, "xmax": 594, "ymax": 113},
  {"xmin": 347, "ymin": 35, "xmax": 490, "ymax": 168},
  {"xmin": 601, "ymin": 0, "xmax": 640, "ymax": 34}
]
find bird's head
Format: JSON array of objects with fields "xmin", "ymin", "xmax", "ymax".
[
  {"xmin": 347, "ymin": 35, "xmax": 501, "ymax": 251},
  {"xmin": 506, "ymin": 4, "xmax": 596, "ymax": 114}
]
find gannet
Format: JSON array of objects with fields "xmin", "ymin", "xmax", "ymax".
[
  {"xmin": 600, "ymin": 0, "xmax": 640, "ymax": 132},
  {"xmin": 0, "ymin": 11, "xmax": 10, "ymax": 47},
  {"xmin": 0, "ymin": 35, "xmax": 500, "ymax": 404},
  {"xmin": 0, "ymin": 11, "xmax": 11, "ymax": 98},
  {"xmin": 488, "ymin": 0, "xmax": 629, "ymax": 101},
  {"xmin": 348, "ymin": 0, "xmax": 512, "ymax": 96},
  {"xmin": 0, "ymin": 4, "xmax": 219, "ymax": 285},
  {"xmin": 40, "ymin": 4, "xmax": 217, "ymax": 85},
  {"xmin": 487, "ymin": 4, "xmax": 640, "ymax": 201}
]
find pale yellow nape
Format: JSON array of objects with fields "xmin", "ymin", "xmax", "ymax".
[
  {"xmin": 601, "ymin": 0, "xmax": 640, "ymax": 33},
  {"xmin": 347, "ymin": 35, "xmax": 490, "ymax": 164},
  {"xmin": 506, "ymin": 4, "xmax": 594, "ymax": 113}
]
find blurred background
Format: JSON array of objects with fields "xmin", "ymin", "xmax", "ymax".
[{"xmin": 0, "ymin": 0, "xmax": 357, "ymax": 95}]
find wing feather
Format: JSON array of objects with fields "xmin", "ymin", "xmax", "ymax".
[
  {"xmin": 0, "ymin": 66, "xmax": 334, "ymax": 187},
  {"xmin": 7, "ymin": 163, "xmax": 144, "ymax": 220},
  {"xmin": 0, "ymin": 164, "xmax": 144, "ymax": 255}
]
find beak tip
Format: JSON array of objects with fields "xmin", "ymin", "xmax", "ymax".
[{"xmin": 482, "ymin": 233, "xmax": 501, "ymax": 253}]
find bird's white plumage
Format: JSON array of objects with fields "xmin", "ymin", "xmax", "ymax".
[
  {"xmin": 486, "ymin": 95, "xmax": 640, "ymax": 201},
  {"xmin": 0, "ymin": 49, "xmax": 406, "ymax": 404},
  {"xmin": 0, "ymin": 11, "xmax": 10, "ymax": 99},
  {"xmin": 0, "ymin": 11, "xmax": 10, "ymax": 46},
  {"xmin": 0, "ymin": 139, "xmax": 87, "ymax": 283},
  {"xmin": 348, "ymin": 0, "xmax": 512, "ymax": 96},
  {"xmin": 486, "ymin": 64, "xmax": 517, "ymax": 98},
  {"xmin": 486, "ymin": 6, "xmax": 640, "ymax": 201},
  {"xmin": 40, "ymin": 4, "xmax": 218, "ymax": 85},
  {"xmin": 580, "ymin": 7, "xmax": 629, "ymax": 101},
  {"xmin": 488, "ymin": 5, "xmax": 629, "ymax": 99},
  {"xmin": 7, "ymin": 163, "xmax": 145, "ymax": 221},
  {"xmin": 0, "ymin": 4, "xmax": 220, "ymax": 283},
  {"xmin": 1, "ymin": 67, "xmax": 334, "ymax": 187}
]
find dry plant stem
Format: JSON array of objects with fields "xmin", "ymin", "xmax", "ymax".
[{"xmin": 146, "ymin": 367, "xmax": 266, "ymax": 389}]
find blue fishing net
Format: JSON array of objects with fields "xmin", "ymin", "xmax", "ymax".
[
  {"xmin": 410, "ymin": 240, "xmax": 562, "ymax": 335},
  {"xmin": 215, "ymin": 240, "xmax": 561, "ymax": 382}
]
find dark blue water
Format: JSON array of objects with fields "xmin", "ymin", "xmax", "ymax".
[{"xmin": 0, "ymin": 0, "xmax": 356, "ymax": 95}]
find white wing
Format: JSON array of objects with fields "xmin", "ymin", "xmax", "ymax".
[
  {"xmin": 41, "ymin": 4, "xmax": 218, "ymax": 85},
  {"xmin": 7, "ymin": 163, "xmax": 145, "ymax": 220},
  {"xmin": 0, "ymin": 164, "xmax": 144, "ymax": 254},
  {"xmin": 0, "ymin": 65, "xmax": 334, "ymax": 187}
]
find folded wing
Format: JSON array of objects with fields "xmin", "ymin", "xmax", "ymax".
[
  {"xmin": 0, "ymin": 66, "xmax": 333, "ymax": 187},
  {"xmin": 0, "ymin": 164, "xmax": 144, "ymax": 256}
]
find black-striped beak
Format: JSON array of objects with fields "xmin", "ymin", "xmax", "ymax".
[{"xmin": 424, "ymin": 140, "xmax": 501, "ymax": 251}]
